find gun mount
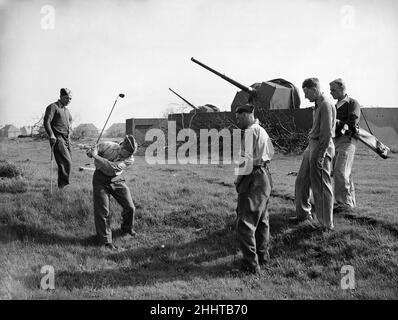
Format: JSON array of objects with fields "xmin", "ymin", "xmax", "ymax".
[{"xmin": 168, "ymin": 88, "xmax": 220, "ymax": 113}]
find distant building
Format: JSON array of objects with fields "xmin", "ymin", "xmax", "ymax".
[
  {"xmin": 20, "ymin": 126, "xmax": 33, "ymax": 136},
  {"xmin": 0, "ymin": 124, "xmax": 21, "ymax": 138},
  {"xmin": 73, "ymin": 123, "xmax": 99, "ymax": 138},
  {"xmin": 105, "ymin": 123, "xmax": 125, "ymax": 138}
]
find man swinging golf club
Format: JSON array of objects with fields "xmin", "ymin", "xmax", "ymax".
[
  {"xmin": 86, "ymin": 134, "xmax": 138, "ymax": 251},
  {"xmin": 44, "ymin": 88, "xmax": 73, "ymax": 190}
]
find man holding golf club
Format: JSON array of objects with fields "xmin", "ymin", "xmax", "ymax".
[
  {"xmin": 44, "ymin": 88, "xmax": 73, "ymax": 190},
  {"xmin": 329, "ymin": 78, "xmax": 360, "ymax": 211},
  {"xmin": 86, "ymin": 134, "xmax": 138, "ymax": 251},
  {"xmin": 294, "ymin": 78, "xmax": 336, "ymax": 230}
]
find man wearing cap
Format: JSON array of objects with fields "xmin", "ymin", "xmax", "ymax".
[
  {"xmin": 86, "ymin": 134, "xmax": 138, "ymax": 251},
  {"xmin": 234, "ymin": 103, "xmax": 274, "ymax": 274},
  {"xmin": 44, "ymin": 88, "xmax": 73, "ymax": 189},
  {"xmin": 329, "ymin": 79, "xmax": 360, "ymax": 211},
  {"xmin": 294, "ymin": 78, "xmax": 336, "ymax": 230}
]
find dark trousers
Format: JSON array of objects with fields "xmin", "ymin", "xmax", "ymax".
[
  {"xmin": 93, "ymin": 170, "xmax": 136, "ymax": 244},
  {"xmin": 236, "ymin": 166, "xmax": 272, "ymax": 269},
  {"xmin": 53, "ymin": 135, "xmax": 72, "ymax": 188}
]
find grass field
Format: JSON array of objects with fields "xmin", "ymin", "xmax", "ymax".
[{"xmin": 0, "ymin": 137, "xmax": 397, "ymax": 300}]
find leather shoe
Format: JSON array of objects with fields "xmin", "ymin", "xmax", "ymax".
[
  {"xmin": 121, "ymin": 229, "xmax": 138, "ymax": 237},
  {"xmin": 298, "ymin": 217, "xmax": 321, "ymax": 230},
  {"xmin": 230, "ymin": 260, "xmax": 261, "ymax": 275},
  {"xmin": 104, "ymin": 243, "xmax": 126, "ymax": 252}
]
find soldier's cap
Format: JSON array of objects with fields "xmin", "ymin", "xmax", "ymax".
[
  {"xmin": 235, "ymin": 103, "xmax": 255, "ymax": 114},
  {"xmin": 60, "ymin": 88, "xmax": 72, "ymax": 97},
  {"xmin": 122, "ymin": 134, "xmax": 138, "ymax": 154}
]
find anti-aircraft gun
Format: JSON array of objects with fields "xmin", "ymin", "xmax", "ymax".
[
  {"xmin": 168, "ymin": 88, "xmax": 220, "ymax": 113},
  {"xmin": 190, "ymin": 57, "xmax": 301, "ymax": 113}
]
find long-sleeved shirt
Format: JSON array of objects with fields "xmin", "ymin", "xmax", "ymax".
[
  {"xmin": 93, "ymin": 141, "xmax": 134, "ymax": 177},
  {"xmin": 335, "ymin": 94, "xmax": 361, "ymax": 136},
  {"xmin": 309, "ymin": 93, "xmax": 336, "ymax": 159},
  {"xmin": 237, "ymin": 119, "xmax": 274, "ymax": 175},
  {"xmin": 43, "ymin": 100, "xmax": 72, "ymax": 138}
]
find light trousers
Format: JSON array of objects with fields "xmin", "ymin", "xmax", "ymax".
[
  {"xmin": 295, "ymin": 138, "xmax": 335, "ymax": 228},
  {"xmin": 333, "ymin": 135, "xmax": 356, "ymax": 208}
]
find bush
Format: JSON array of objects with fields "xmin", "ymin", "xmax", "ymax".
[{"xmin": 0, "ymin": 160, "xmax": 23, "ymax": 178}]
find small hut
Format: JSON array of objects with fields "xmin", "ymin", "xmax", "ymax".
[{"xmin": 0, "ymin": 125, "xmax": 21, "ymax": 138}]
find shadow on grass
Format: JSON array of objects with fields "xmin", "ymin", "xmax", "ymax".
[
  {"xmin": 0, "ymin": 223, "xmax": 97, "ymax": 247},
  {"xmin": 21, "ymin": 226, "xmax": 240, "ymax": 290},
  {"xmin": 23, "ymin": 212, "xmax": 320, "ymax": 291},
  {"xmin": 13, "ymin": 208, "xmax": 340, "ymax": 292}
]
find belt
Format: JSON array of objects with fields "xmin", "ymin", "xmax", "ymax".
[{"xmin": 253, "ymin": 161, "xmax": 270, "ymax": 170}]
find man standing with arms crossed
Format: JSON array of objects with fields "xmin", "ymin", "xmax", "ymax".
[
  {"xmin": 329, "ymin": 78, "xmax": 360, "ymax": 211},
  {"xmin": 44, "ymin": 88, "xmax": 73, "ymax": 189},
  {"xmin": 234, "ymin": 103, "xmax": 274, "ymax": 274},
  {"xmin": 294, "ymin": 78, "xmax": 336, "ymax": 230}
]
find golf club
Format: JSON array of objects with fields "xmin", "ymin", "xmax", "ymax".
[
  {"xmin": 50, "ymin": 144, "xmax": 54, "ymax": 194},
  {"xmin": 96, "ymin": 93, "xmax": 125, "ymax": 145},
  {"xmin": 321, "ymin": 166, "xmax": 325, "ymax": 227}
]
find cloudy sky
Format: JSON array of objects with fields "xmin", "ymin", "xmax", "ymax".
[{"xmin": 0, "ymin": 0, "xmax": 397, "ymax": 128}]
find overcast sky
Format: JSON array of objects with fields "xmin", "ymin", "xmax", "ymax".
[{"xmin": 0, "ymin": 0, "xmax": 397, "ymax": 128}]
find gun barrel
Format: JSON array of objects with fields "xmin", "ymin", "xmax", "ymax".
[
  {"xmin": 168, "ymin": 88, "xmax": 199, "ymax": 110},
  {"xmin": 191, "ymin": 57, "xmax": 255, "ymax": 94}
]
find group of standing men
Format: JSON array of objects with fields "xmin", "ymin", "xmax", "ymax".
[
  {"xmin": 293, "ymin": 77, "xmax": 360, "ymax": 232},
  {"xmin": 234, "ymin": 77, "xmax": 360, "ymax": 274},
  {"xmin": 44, "ymin": 78, "xmax": 361, "ymax": 270}
]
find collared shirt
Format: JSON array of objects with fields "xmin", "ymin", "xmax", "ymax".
[
  {"xmin": 94, "ymin": 141, "xmax": 134, "ymax": 177},
  {"xmin": 334, "ymin": 94, "xmax": 361, "ymax": 131},
  {"xmin": 43, "ymin": 100, "xmax": 72, "ymax": 138},
  {"xmin": 241, "ymin": 119, "xmax": 274, "ymax": 167},
  {"xmin": 335, "ymin": 94, "xmax": 350, "ymax": 109},
  {"xmin": 308, "ymin": 93, "xmax": 336, "ymax": 158}
]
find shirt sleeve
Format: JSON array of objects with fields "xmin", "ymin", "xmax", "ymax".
[
  {"xmin": 43, "ymin": 104, "xmax": 56, "ymax": 138},
  {"xmin": 318, "ymin": 102, "xmax": 333, "ymax": 159},
  {"xmin": 68, "ymin": 110, "xmax": 73, "ymax": 135},
  {"xmin": 236, "ymin": 128, "xmax": 254, "ymax": 176},
  {"xmin": 347, "ymin": 99, "xmax": 361, "ymax": 131},
  {"xmin": 94, "ymin": 155, "xmax": 134, "ymax": 176}
]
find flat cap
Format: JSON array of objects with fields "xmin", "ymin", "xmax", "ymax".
[
  {"xmin": 122, "ymin": 134, "xmax": 138, "ymax": 154},
  {"xmin": 60, "ymin": 88, "xmax": 72, "ymax": 97},
  {"xmin": 235, "ymin": 103, "xmax": 254, "ymax": 113}
]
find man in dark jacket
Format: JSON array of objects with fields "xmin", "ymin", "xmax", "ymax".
[
  {"xmin": 44, "ymin": 88, "xmax": 73, "ymax": 189},
  {"xmin": 329, "ymin": 79, "xmax": 360, "ymax": 210}
]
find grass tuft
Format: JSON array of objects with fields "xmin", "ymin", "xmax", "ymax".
[{"xmin": 0, "ymin": 177, "xmax": 28, "ymax": 193}]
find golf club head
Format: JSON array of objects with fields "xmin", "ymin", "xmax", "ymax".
[{"xmin": 119, "ymin": 93, "xmax": 125, "ymax": 98}]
